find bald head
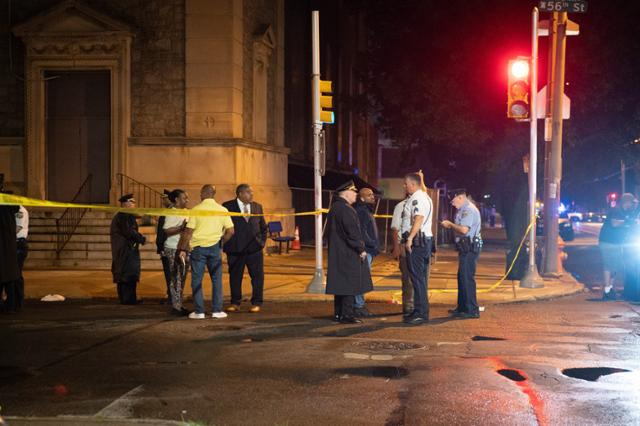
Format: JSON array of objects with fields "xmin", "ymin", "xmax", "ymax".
[
  {"xmin": 359, "ymin": 187, "xmax": 375, "ymax": 205},
  {"xmin": 200, "ymin": 184, "xmax": 216, "ymax": 200}
]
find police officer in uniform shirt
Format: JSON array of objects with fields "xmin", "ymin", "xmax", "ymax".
[
  {"xmin": 441, "ymin": 189, "xmax": 482, "ymax": 319},
  {"xmin": 401, "ymin": 173, "xmax": 434, "ymax": 325}
]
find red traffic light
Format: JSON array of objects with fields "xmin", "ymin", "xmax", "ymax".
[
  {"xmin": 510, "ymin": 60, "xmax": 530, "ymax": 80},
  {"xmin": 507, "ymin": 58, "xmax": 531, "ymax": 119},
  {"xmin": 610, "ymin": 193, "xmax": 617, "ymax": 199}
]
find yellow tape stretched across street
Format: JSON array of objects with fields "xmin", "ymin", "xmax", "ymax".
[{"xmin": 0, "ymin": 193, "xmax": 328, "ymax": 218}]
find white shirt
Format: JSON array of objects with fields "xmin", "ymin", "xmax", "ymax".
[
  {"xmin": 237, "ymin": 198, "xmax": 251, "ymax": 216},
  {"xmin": 391, "ymin": 199, "xmax": 407, "ymax": 239},
  {"xmin": 163, "ymin": 209, "xmax": 187, "ymax": 250},
  {"xmin": 16, "ymin": 206, "xmax": 29, "ymax": 239},
  {"xmin": 402, "ymin": 189, "xmax": 433, "ymax": 237}
]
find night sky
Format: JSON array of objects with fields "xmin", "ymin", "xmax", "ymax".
[{"xmin": 365, "ymin": 0, "xmax": 640, "ymax": 212}]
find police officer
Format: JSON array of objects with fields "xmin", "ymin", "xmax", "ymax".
[
  {"xmin": 401, "ymin": 173, "xmax": 434, "ymax": 325},
  {"xmin": 441, "ymin": 189, "xmax": 482, "ymax": 319}
]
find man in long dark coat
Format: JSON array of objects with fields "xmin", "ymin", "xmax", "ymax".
[
  {"xmin": 326, "ymin": 181, "xmax": 373, "ymax": 324},
  {"xmin": 110, "ymin": 194, "xmax": 146, "ymax": 305},
  {"xmin": 0, "ymin": 195, "xmax": 20, "ymax": 313}
]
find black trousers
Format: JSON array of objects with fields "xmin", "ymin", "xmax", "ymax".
[
  {"xmin": 2, "ymin": 239, "xmax": 28, "ymax": 312},
  {"xmin": 334, "ymin": 295, "xmax": 355, "ymax": 319},
  {"xmin": 227, "ymin": 251, "xmax": 264, "ymax": 306},
  {"xmin": 160, "ymin": 255, "xmax": 172, "ymax": 300},
  {"xmin": 456, "ymin": 251, "xmax": 479, "ymax": 315},
  {"xmin": 117, "ymin": 280, "xmax": 138, "ymax": 305}
]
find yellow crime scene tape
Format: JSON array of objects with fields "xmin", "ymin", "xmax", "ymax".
[
  {"xmin": 0, "ymin": 193, "xmax": 328, "ymax": 218},
  {"xmin": 390, "ymin": 219, "xmax": 535, "ymax": 301},
  {"xmin": 0, "ymin": 193, "xmax": 395, "ymax": 218},
  {"xmin": 2, "ymin": 192, "xmax": 532, "ymax": 296}
]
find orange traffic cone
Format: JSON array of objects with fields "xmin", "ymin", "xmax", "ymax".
[{"xmin": 291, "ymin": 226, "xmax": 301, "ymax": 250}]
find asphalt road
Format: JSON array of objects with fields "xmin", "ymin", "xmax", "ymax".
[
  {"xmin": 2, "ymin": 224, "xmax": 638, "ymax": 426},
  {"xmin": 563, "ymin": 222, "xmax": 603, "ymax": 290},
  {"xmin": 2, "ymin": 286, "xmax": 640, "ymax": 425}
]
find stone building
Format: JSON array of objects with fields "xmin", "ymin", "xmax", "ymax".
[
  {"xmin": 0, "ymin": 0, "xmax": 380, "ymax": 264},
  {"xmin": 1, "ymin": 0, "xmax": 290, "ymax": 216}
]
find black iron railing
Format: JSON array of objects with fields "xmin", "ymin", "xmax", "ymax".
[
  {"xmin": 116, "ymin": 173, "xmax": 164, "ymax": 209},
  {"xmin": 56, "ymin": 174, "xmax": 93, "ymax": 257}
]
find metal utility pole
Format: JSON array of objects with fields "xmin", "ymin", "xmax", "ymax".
[
  {"xmin": 306, "ymin": 10, "xmax": 326, "ymax": 293},
  {"xmin": 542, "ymin": 11, "xmax": 567, "ymax": 276},
  {"xmin": 521, "ymin": 7, "xmax": 544, "ymax": 288}
]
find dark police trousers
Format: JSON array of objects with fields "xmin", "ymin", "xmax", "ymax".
[
  {"xmin": 406, "ymin": 238, "xmax": 432, "ymax": 319},
  {"xmin": 117, "ymin": 280, "xmax": 138, "ymax": 305},
  {"xmin": 334, "ymin": 295, "xmax": 355, "ymax": 319},
  {"xmin": 457, "ymin": 251, "xmax": 479, "ymax": 315}
]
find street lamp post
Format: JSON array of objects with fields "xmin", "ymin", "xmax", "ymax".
[{"xmin": 521, "ymin": 7, "xmax": 545, "ymax": 288}]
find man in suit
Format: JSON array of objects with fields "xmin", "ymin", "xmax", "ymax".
[{"xmin": 223, "ymin": 184, "xmax": 268, "ymax": 313}]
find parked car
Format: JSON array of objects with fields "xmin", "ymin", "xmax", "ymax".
[
  {"xmin": 584, "ymin": 212, "xmax": 605, "ymax": 223},
  {"xmin": 536, "ymin": 215, "xmax": 575, "ymax": 242},
  {"xmin": 567, "ymin": 212, "xmax": 583, "ymax": 222}
]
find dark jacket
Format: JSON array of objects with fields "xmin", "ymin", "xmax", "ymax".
[
  {"xmin": 110, "ymin": 213, "xmax": 146, "ymax": 283},
  {"xmin": 599, "ymin": 206, "xmax": 638, "ymax": 245},
  {"xmin": 222, "ymin": 199, "xmax": 268, "ymax": 254},
  {"xmin": 155, "ymin": 216, "xmax": 167, "ymax": 254},
  {"xmin": 0, "ymin": 205, "xmax": 19, "ymax": 284},
  {"xmin": 325, "ymin": 197, "xmax": 373, "ymax": 296},
  {"xmin": 354, "ymin": 200, "xmax": 380, "ymax": 256}
]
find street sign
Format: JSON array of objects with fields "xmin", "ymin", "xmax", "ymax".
[
  {"xmin": 538, "ymin": 1, "xmax": 588, "ymax": 13},
  {"xmin": 536, "ymin": 85, "xmax": 570, "ymax": 119}
]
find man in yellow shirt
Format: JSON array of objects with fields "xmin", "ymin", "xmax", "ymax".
[{"xmin": 178, "ymin": 185, "xmax": 234, "ymax": 319}]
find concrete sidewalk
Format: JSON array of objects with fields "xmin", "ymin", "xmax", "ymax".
[{"xmin": 21, "ymin": 245, "xmax": 583, "ymax": 307}]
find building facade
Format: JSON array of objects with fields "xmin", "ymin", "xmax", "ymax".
[{"xmin": 1, "ymin": 0, "xmax": 291, "ymax": 216}]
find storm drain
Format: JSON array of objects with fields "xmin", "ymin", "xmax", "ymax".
[
  {"xmin": 335, "ymin": 366, "xmax": 409, "ymax": 380},
  {"xmin": 471, "ymin": 336, "xmax": 506, "ymax": 341},
  {"xmin": 497, "ymin": 369, "xmax": 526, "ymax": 382},
  {"xmin": 562, "ymin": 367, "xmax": 631, "ymax": 382},
  {"xmin": 351, "ymin": 341, "xmax": 425, "ymax": 351}
]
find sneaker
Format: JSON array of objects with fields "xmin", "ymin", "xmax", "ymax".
[
  {"xmin": 188, "ymin": 312, "xmax": 205, "ymax": 319},
  {"xmin": 212, "ymin": 311, "xmax": 228, "ymax": 319},
  {"xmin": 602, "ymin": 289, "xmax": 616, "ymax": 301}
]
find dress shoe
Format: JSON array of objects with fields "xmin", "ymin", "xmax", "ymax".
[
  {"xmin": 354, "ymin": 307, "xmax": 373, "ymax": 317},
  {"xmin": 339, "ymin": 316, "xmax": 363, "ymax": 324},
  {"xmin": 225, "ymin": 304, "xmax": 240, "ymax": 313},
  {"xmin": 403, "ymin": 316, "xmax": 428, "ymax": 325},
  {"xmin": 403, "ymin": 310, "xmax": 415, "ymax": 319},
  {"xmin": 454, "ymin": 312, "xmax": 480, "ymax": 319},
  {"xmin": 448, "ymin": 308, "xmax": 463, "ymax": 315},
  {"xmin": 249, "ymin": 305, "xmax": 261, "ymax": 313}
]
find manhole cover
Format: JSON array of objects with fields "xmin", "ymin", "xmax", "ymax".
[
  {"xmin": 335, "ymin": 366, "xmax": 409, "ymax": 379},
  {"xmin": 497, "ymin": 369, "xmax": 526, "ymax": 382},
  {"xmin": 472, "ymin": 336, "xmax": 506, "ymax": 341},
  {"xmin": 351, "ymin": 341, "xmax": 425, "ymax": 351},
  {"xmin": 562, "ymin": 367, "xmax": 631, "ymax": 382}
]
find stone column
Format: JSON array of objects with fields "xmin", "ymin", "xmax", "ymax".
[{"xmin": 185, "ymin": 0, "xmax": 243, "ymax": 138}]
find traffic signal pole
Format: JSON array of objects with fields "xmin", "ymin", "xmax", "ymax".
[
  {"xmin": 307, "ymin": 10, "xmax": 326, "ymax": 293},
  {"xmin": 521, "ymin": 7, "xmax": 544, "ymax": 288},
  {"xmin": 542, "ymin": 11, "xmax": 568, "ymax": 277}
]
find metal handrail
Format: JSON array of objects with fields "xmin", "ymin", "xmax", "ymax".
[
  {"xmin": 56, "ymin": 174, "xmax": 93, "ymax": 257},
  {"xmin": 116, "ymin": 173, "xmax": 164, "ymax": 209}
]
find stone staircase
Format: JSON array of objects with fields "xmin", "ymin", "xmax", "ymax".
[{"xmin": 24, "ymin": 209, "xmax": 162, "ymax": 270}]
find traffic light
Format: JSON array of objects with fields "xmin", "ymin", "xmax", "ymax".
[
  {"xmin": 607, "ymin": 192, "xmax": 618, "ymax": 207},
  {"xmin": 507, "ymin": 58, "xmax": 531, "ymax": 119},
  {"xmin": 319, "ymin": 80, "xmax": 334, "ymax": 124}
]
